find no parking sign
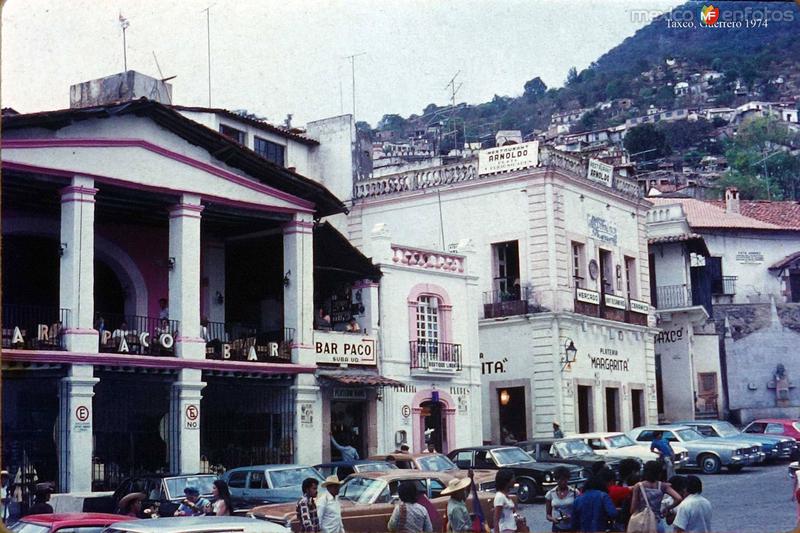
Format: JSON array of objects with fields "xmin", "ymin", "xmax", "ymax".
[{"xmin": 185, "ymin": 404, "xmax": 199, "ymax": 429}]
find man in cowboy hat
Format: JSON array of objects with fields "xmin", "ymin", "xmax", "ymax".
[
  {"xmin": 316, "ymin": 475, "xmax": 345, "ymax": 533},
  {"xmin": 441, "ymin": 476, "xmax": 473, "ymax": 533},
  {"xmin": 118, "ymin": 492, "xmax": 146, "ymax": 518}
]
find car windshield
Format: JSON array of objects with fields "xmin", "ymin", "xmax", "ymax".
[
  {"xmin": 417, "ymin": 455, "xmax": 458, "ymax": 471},
  {"xmin": 164, "ymin": 474, "xmax": 217, "ymax": 499},
  {"xmin": 554, "ymin": 440, "xmax": 593, "ymax": 457},
  {"xmin": 269, "ymin": 467, "xmax": 324, "ymax": 488},
  {"xmin": 677, "ymin": 429, "xmax": 704, "ymax": 442},
  {"xmin": 339, "ymin": 476, "xmax": 388, "ymax": 504},
  {"xmin": 9, "ymin": 522, "xmax": 50, "ymax": 533},
  {"xmin": 492, "ymin": 447, "xmax": 533, "ymax": 466},
  {"xmin": 714, "ymin": 422, "xmax": 740, "ymax": 437},
  {"xmin": 607, "ymin": 434, "xmax": 636, "ymax": 448},
  {"xmin": 358, "ymin": 462, "xmax": 398, "ymax": 472}
]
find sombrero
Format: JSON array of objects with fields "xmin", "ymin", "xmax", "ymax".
[
  {"xmin": 118, "ymin": 492, "xmax": 146, "ymax": 510},
  {"xmin": 440, "ymin": 477, "xmax": 471, "ymax": 496},
  {"xmin": 321, "ymin": 475, "xmax": 342, "ymax": 487}
]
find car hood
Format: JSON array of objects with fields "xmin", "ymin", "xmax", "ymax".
[
  {"xmin": 682, "ymin": 437, "xmax": 750, "ymax": 449},
  {"xmin": 251, "ymin": 501, "xmax": 303, "ymax": 521},
  {"xmin": 720, "ymin": 434, "xmax": 779, "ymax": 446},
  {"xmin": 508, "ymin": 461, "xmax": 581, "ymax": 473},
  {"xmin": 567, "ymin": 453, "xmax": 621, "ymax": 465}
]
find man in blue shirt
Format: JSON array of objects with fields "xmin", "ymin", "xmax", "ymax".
[
  {"xmin": 330, "ymin": 433, "xmax": 359, "ymax": 461},
  {"xmin": 650, "ymin": 430, "xmax": 675, "ymax": 478},
  {"xmin": 572, "ymin": 474, "xmax": 618, "ymax": 532}
]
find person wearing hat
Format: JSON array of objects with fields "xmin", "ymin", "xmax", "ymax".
[
  {"xmin": 28, "ymin": 486, "xmax": 54, "ymax": 515},
  {"xmin": 316, "ymin": 476, "xmax": 345, "ymax": 533},
  {"xmin": 118, "ymin": 492, "xmax": 146, "ymax": 518},
  {"xmin": 441, "ymin": 476, "xmax": 473, "ymax": 533},
  {"xmin": 553, "ymin": 421, "xmax": 564, "ymax": 439},
  {"xmin": 175, "ymin": 486, "xmax": 210, "ymax": 517}
]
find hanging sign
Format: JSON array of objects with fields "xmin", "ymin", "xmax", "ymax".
[
  {"xmin": 315, "ymin": 331, "xmax": 377, "ymax": 365},
  {"xmin": 605, "ymin": 294, "xmax": 627, "ymax": 310},
  {"xmin": 478, "ymin": 141, "xmax": 539, "ymax": 175},
  {"xmin": 576, "ymin": 288, "xmax": 601, "ymax": 305},
  {"xmin": 332, "ymin": 388, "xmax": 367, "ymax": 401},
  {"xmin": 587, "ymin": 159, "xmax": 614, "ymax": 187}
]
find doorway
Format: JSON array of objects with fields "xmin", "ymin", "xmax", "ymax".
[
  {"xmin": 599, "ymin": 249, "xmax": 614, "ymax": 294},
  {"xmin": 577, "ymin": 385, "xmax": 593, "ymax": 433},
  {"xmin": 790, "ymin": 271, "xmax": 800, "ymax": 303},
  {"xmin": 498, "ymin": 387, "xmax": 527, "ymax": 444},
  {"xmin": 655, "ymin": 354, "xmax": 665, "ymax": 416},
  {"xmin": 420, "ymin": 400, "xmax": 445, "ymax": 453},
  {"xmin": 331, "ymin": 400, "xmax": 367, "ymax": 460},
  {"xmin": 631, "ymin": 389, "xmax": 645, "ymax": 428},
  {"xmin": 605, "ymin": 387, "xmax": 620, "ymax": 432}
]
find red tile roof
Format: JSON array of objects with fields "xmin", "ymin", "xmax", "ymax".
[
  {"xmin": 706, "ymin": 200, "xmax": 800, "ymax": 230},
  {"xmin": 649, "ymin": 197, "xmax": 787, "ymax": 230}
]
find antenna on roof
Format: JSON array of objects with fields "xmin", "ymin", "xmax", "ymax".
[
  {"xmin": 118, "ymin": 13, "xmax": 130, "ymax": 72},
  {"xmin": 344, "ymin": 52, "xmax": 367, "ymax": 122},
  {"xmin": 152, "ymin": 51, "xmax": 175, "ymax": 104},
  {"xmin": 444, "ymin": 71, "xmax": 463, "ymax": 150},
  {"xmin": 201, "ymin": 4, "xmax": 215, "ymax": 107}
]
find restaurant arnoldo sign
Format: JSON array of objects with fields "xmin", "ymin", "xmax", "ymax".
[{"xmin": 478, "ymin": 141, "xmax": 539, "ymax": 176}]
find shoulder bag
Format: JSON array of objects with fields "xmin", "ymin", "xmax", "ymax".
[{"xmin": 626, "ymin": 484, "xmax": 658, "ymax": 533}]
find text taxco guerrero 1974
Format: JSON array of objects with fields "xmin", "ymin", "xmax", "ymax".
[{"xmin": 629, "ymin": 4, "xmax": 794, "ymax": 30}]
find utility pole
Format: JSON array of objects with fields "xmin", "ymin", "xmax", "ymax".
[
  {"xmin": 752, "ymin": 150, "xmax": 782, "ymax": 201},
  {"xmin": 345, "ymin": 52, "xmax": 366, "ymax": 122},
  {"xmin": 202, "ymin": 5, "xmax": 214, "ymax": 107},
  {"xmin": 119, "ymin": 14, "xmax": 130, "ymax": 72}
]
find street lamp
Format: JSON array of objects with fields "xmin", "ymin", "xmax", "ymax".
[{"xmin": 561, "ymin": 339, "xmax": 578, "ymax": 371}]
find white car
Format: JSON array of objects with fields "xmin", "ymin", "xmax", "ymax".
[
  {"xmin": 104, "ymin": 516, "xmax": 289, "ymax": 533},
  {"xmin": 574, "ymin": 432, "xmax": 690, "ymax": 469}
]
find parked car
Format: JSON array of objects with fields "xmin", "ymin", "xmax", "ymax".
[
  {"xmin": 314, "ymin": 460, "xmax": 397, "ymax": 480},
  {"xmin": 9, "ymin": 512, "xmax": 128, "ymax": 533},
  {"xmin": 250, "ymin": 470, "xmax": 495, "ymax": 533},
  {"xmin": 679, "ymin": 420, "xmax": 796, "ymax": 461},
  {"xmin": 447, "ymin": 445, "xmax": 585, "ymax": 504},
  {"xmin": 517, "ymin": 437, "xmax": 627, "ymax": 478},
  {"xmin": 90, "ymin": 474, "xmax": 217, "ymax": 517},
  {"xmin": 628, "ymin": 425, "xmax": 761, "ymax": 474},
  {"xmin": 103, "ymin": 516, "xmax": 289, "ymax": 533},
  {"xmin": 574, "ymin": 432, "xmax": 689, "ymax": 469},
  {"xmin": 222, "ymin": 465, "xmax": 323, "ymax": 508},
  {"xmin": 742, "ymin": 419, "xmax": 800, "ymax": 444},
  {"xmin": 368, "ymin": 452, "xmax": 497, "ymax": 491}
]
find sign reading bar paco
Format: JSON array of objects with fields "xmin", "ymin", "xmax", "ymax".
[
  {"xmin": 587, "ymin": 158, "xmax": 613, "ymax": 187},
  {"xmin": 315, "ymin": 331, "xmax": 377, "ymax": 366},
  {"xmin": 478, "ymin": 141, "xmax": 539, "ymax": 176},
  {"xmin": 605, "ymin": 294, "xmax": 627, "ymax": 310},
  {"xmin": 576, "ymin": 288, "xmax": 600, "ymax": 305},
  {"xmin": 630, "ymin": 299, "xmax": 650, "ymax": 314}
]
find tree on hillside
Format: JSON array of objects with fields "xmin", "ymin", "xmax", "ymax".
[
  {"xmin": 566, "ymin": 67, "xmax": 579, "ymax": 85},
  {"xmin": 624, "ymin": 123, "xmax": 671, "ymax": 160},
  {"xmin": 658, "ymin": 118, "xmax": 713, "ymax": 151},
  {"xmin": 523, "ymin": 77, "xmax": 547, "ymax": 103},
  {"xmin": 377, "ymin": 114, "xmax": 408, "ymax": 136}
]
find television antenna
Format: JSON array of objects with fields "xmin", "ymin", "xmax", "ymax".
[
  {"xmin": 344, "ymin": 52, "xmax": 367, "ymax": 122},
  {"xmin": 201, "ymin": 4, "xmax": 216, "ymax": 107},
  {"xmin": 118, "ymin": 13, "xmax": 130, "ymax": 72},
  {"xmin": 444, "ymin": 71, "xmax": 464, "ymax": 149},
  {"xmin": 152, "ymin": 51, "xmax": 176, "ymax": 104}
]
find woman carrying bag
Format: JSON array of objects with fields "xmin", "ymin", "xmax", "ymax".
[{"xmin": 627, "ymin": 461, "xmax": 682, "ymax": 533}]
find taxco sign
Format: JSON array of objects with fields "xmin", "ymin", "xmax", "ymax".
[
  {"xmin": 478, "ymin": 141, "xmax": 539, "ymax": 175},
  {"xmin": 315, "ymin": 331, "xmax": 377, "ymax": 366},
  {"xmin": 587, "ymin": 158, "xmax": 613, "ymax": 187}
]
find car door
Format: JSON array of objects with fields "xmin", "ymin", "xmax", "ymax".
[
  {"xmin": 588, "ymin": 438, "xmax": 608, "ymax": 454},
  {"xmin": 340, "ymin": 478, "xmax": 394, "ymax": 533},
  {"xmin": 226, "ymin": 470, "xmax": 250, "ymax": 504},
  {"xmin": 246, "ymin": 469, "xmax": 270, "ymax": 505},
  {"xmin": 452, "ymin": 450, "xmax": 474, "ymax": 469}
]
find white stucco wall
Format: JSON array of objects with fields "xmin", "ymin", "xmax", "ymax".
[
  {"xmin": 652, "ymin": 243, "xmax": 691, "ymax": 289},
  {"xmin": 654, "ymin": 313, "xmax": 696, "ymax": 422}
]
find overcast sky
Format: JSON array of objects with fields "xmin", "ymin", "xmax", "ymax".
[{"xmin": 2, "ymin": 0, "xmax": 682, "ymax": 127}]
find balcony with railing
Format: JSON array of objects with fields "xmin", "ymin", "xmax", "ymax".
[
  {"xmin": 409, "ymin": 340, "xmax": 463, "ymax": 374},
  {"xmin": 713, "ymin": 276, "xmax": 737, "ymax": 296},
  {"xmin": 482, "ymin": 286, "xmax": 533, "ymax": 319},
  {"xmin": 96, "ymin": 313, "xmax": 179, "ymax": 356},
  {"xmin": 654, "ymin": 284, "xmax": 693, "ymax": 309},
  {"xmin": 2, "ymin": 304, "xmax": 70, "ymax": 350},
  {"xmin": 204, "ymin": 322, "xmax": 294, "ymax": 363}
]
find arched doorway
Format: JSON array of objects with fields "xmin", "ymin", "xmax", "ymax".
[
  {"xmin": 94, "ymin": 260, "xmax": 125, "ymax": 319},
  {"xmin": 420, "ymin": 400, "xmax": 444, "ymax": 452},
  {"xmin": 1, "ymin": 235, "xmax": 60, "ymax": 307},
  {"xmin": 412, "ymin": 389, "xmax": 456, "ymax": 453}
]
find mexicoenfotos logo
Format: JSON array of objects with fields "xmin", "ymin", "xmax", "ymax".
[{"xmin": 700, "ymin": 5, "xmax": 720, "ymax": 26}]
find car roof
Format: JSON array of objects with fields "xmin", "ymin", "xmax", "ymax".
[
  {"xmin": 749, "ymin": 418, "xmax": 797, "ymax": 423},
  {"xmin": 518, "ymin": 437, "xmax": 580, "ymax": 444},
  {"xmin": 104, "ymin": 516, "xmax": 285, "ymax": 532},
  {"xmin": 316, "ymin": 460, "xmax": 390, "ymax": 467},
  {"xmin": 572, "ymin": 432, "xmax": 628, "ymax": 439},
  {"xmin": 351, "ymin": 470, "xmax": 457, "ymax": 482},
  {"xmin": 632, "ymin": 425, "xmax": 692, "ymax": 431},
  {"xmin": 226, "ymin": 464, "xmax": 315, "ymax": 472},
  {"xmin": 23, "ymin": 512, "xmax": 127, "ymax": 526},
  {"xmin": 450, "ymin": 445, "xmax": 518, "ymax": 452}
]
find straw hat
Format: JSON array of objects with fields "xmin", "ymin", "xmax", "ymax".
[
  {"xmin": 321, "ymin": 475, "xmax": 342, "ymax": 488},
  {"xmin": 440, "ymin": 477, "xmax": 471, "ymax": 496},
  {"xmin": 118, "ymin": 492, "xmax": 146, "ymax": 510}
]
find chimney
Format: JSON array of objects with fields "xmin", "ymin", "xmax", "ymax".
[
  {"xmin": 725, "ymin": 187, "xmax": 740, "ymax": 214},
  {"xmin": 69, "ymin": 71, "xmax": 172, "ymax": 109}
]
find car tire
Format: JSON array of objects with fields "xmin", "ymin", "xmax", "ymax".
[
  {"xmin": 728, "ymin": 464, "xmax": 743, "ymax": 473},
  {"xmin": 516, "ymin": 479, "xmax": 538, "ymax": 504},
  {"xmin": 699, "ymin": 454, "xmax": 722, "ymax": 474}
]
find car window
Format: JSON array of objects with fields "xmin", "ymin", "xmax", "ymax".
[
  {"xmin": 744, "ymin": 422, "xmax": 765, "ymax": 433},
  {"xmin": 249, "ymin": 470, "xmax": 268, "ymax": 489},
  {"xmin": 269, "ymin": 467, "xmax": 323, "ymax": 488},
  {"xmin": 357, "ymin": 462, "xmax": 397, "ymax": 473},
  {"xmin": 227, "ymin": 471, "xmax": 248, "ymax": 489},
  {"xmin": 694, "ymin": 425, "xmax": 715, "ymax": 437},
  {"xmin": 417, "ymin": 454, "xmax": 458, "ymax": 472},
  {"xmin": 374, "ymin": 485, "xmax": 392, "ymax": 504},
  {"xmin": 428, "ymin": 478, "xmax": 446, "ymax": 498},
  {"xmin": 164, "ymin": 475, "xmax": 216, "ymax": 498},
  {"xmin": 588, "ymin": 439, "xmax": 606, "ymax": 451},
  {"xmin": 396, "ymin": 460, "xmax": 415, "ymax": 469},
  {"xmin": 607, "ymin": 434, "xmax": 635, "ymax": 448},
  {"xmin": 9, "ymin": 522, "xmax": 50, "ymax": 533},
  {"xmin": 766, "ymin": 423, "xmax": 785, "ymax": 434},
  {"xmin": 474, "ymin": 451, "xmax": 495, "ymax": 468},
  {"xmin": 452, "ymin": 451, "xmax": 473, "ymax": 468},
  {"xmin": 340, "ymin": 477, "xmax": 388, "ymax": 504},
  {"xmin": 635, "ymin": 430, "xmax": 654, "ymax": 441},
  {"xmin": 316, "ymin": 466, "xmax": 335, "ymax": 479},
  {"xmin": 663, "ymin": 431, "xmax": 678, "ymax": 442}
]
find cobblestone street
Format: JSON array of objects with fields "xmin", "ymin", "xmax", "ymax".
[{"xmin": 519, "ymin": 463, "xmax": 797, "ymax": 532}]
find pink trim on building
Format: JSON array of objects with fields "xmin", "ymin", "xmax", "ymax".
[
  {"xmin": 169, "ymin": 203, "xmax": 206, "ymax": 215},
  {"xmin": 406, "ymin": 283, "xmax": 454, "ymax": 343},
  {"xmin": 411, "ymin": 388, "xmax": 457, "ymax": 454}
]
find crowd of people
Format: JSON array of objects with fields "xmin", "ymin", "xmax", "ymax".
[{"xmin": 114, "ymin": 479, "xmax": 233, "ymax": 519}]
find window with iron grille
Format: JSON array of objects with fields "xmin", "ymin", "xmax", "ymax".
[
  {"xmin": 255, "ymin": 136, "xmax": 286, "ymax": 167},
  {"xmin": 416, "ymin": 296, "xmax": 439, "ymax": 344}
]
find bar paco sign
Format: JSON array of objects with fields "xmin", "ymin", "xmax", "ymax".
[{"xmin": 315, "ymin": 331, "xmax": 377, "ymax": 366}]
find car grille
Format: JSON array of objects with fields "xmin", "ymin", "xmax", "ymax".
[
  {"xmin": 780, "ymin": 441, "xmax": 793, "ymax": 451},
  {"xmin": 479, "ymin": 481, "xmax": 496, "ymax": 492},
  {"xmin": 751, "ymin": 446, "xmax": 760, "ymax": 454},
  {"xmin": 571, "ymin": 469, "xmax": 586, "ymax": 482}
]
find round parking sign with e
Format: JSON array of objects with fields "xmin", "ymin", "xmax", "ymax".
[
  {"xmin": 185, "ymin": 404, "xmax": 199, "ymax": 429},
  {"xmin": 401, "ymin": 405, "xmax": 411, "ymax": 418},
  {"xmin": 75, "ymin": 405, "xmax": 90, "ymax": 422}
]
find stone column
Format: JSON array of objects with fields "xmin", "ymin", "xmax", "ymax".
[
  {"xmin": 60, "ymin": 177, "xmax": 99, "ymax": 352},
  {"xmin": 169, "ymin": 195, "xmax": 205, "ymax": 359},
  {"xmin": 58, "ymin": 364, "xmax": 99, "ymax": 492},
  {"xmin": 293, "ymin": 374, "xmax": 322, "ymax": 465},
  {"xmin": 169, "ymin": 369, "xmax": 206, "ymax": 474},
  {"xmin": 283, "ymin": 213, "xmax": 315, "ymax": 365}
]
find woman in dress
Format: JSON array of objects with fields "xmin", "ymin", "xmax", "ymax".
[{"xmin": 629, "ymin": 461, "xmax": 683, "ymax": 533}]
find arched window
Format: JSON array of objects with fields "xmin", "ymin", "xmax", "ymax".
[{"xmin": 415, "ymin": 295, "xmax": 440, "ymax": 347}]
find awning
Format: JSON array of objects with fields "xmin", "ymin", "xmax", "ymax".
[
  {"xmin": 769, "ymin": 251, "xmax": 800, "ymax": 271},
  {"xmin": 314, "ymin": 222, "xmax": 382, "ymax": 283},
  {"xmin": 316, "ymin": 370, "xmax": 403, "ymax": 387},
  {"xmin": 648, "ymin": 233, "xmax": 709, "ymax": 256}
]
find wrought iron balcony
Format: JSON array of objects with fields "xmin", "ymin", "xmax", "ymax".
[
  {"xmin": 2, "ymin": 304, "xmax": 70, "ymax": 350},
  {"xmin": 204, "ymin": 322, "xmax": 294, "ymax": 362},
  {"xmin": 713, "ymin": 276, "xmax": 737, "ymax": 296},
  {"xmin": 409, "ymin": 340, "xmax": 463, "ymax": 373},
  {"xmin": 655, "ymin": 284, "xmax": 693, "ymax": 309},
  {"xmin": 482, "ymin": 286, "xmax": 532, "ymax": 318},
  {"xmin": 96, "ymin": 313, "xmax": 179, "ymax": 356}
]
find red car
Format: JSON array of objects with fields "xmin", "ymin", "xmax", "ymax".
[
  {"xmin": 743, "ymin": 419, "xmax": 800, "ymax": 441},
  {"xmin": 8, "ymin": 512, "xmax": 128, "ymax": 533}
]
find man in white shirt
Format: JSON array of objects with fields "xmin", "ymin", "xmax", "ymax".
[
  {"xmin": 316, "ymin": 476, "xmax": 345, "ymax": 533},
  {"xmin": 673, "ymin": 475, "xmax": 712, "ymax": 533}
]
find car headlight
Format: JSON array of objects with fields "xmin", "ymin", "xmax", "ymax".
[{"xmin": 545, "ymin": 474, "xmax": 552, "ymax": 482}]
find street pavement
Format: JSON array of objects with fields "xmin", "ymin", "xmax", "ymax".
[{"xmin": 517, "ymin": 463, "xmax": 796, "ymax": 532}]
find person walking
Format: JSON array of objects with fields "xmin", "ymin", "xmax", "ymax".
[
  {"xmin": 649, "ymin": 431, "xmax": 675, "ymax": 479},
  {"xmin": 493, "ymin": 468, "xmax": 519, "ymax": 533},
  {"xmin": 317, "ymin": 476, "xmax": 345, "ymax": 533},
  {"xmin": 629, "ymin": 461, "xmax": 683, "ymax": 533},
  {"xmin": 608, "ymin": 458, "xmax": 641, "ymax": 530},
  {"xmin": 441, "ymin": 477, "xmax": 473, "ymax": 533},
  {"xmin": 388, "ymin": 482, "xmax": 433, "ymax": 533},
  {"xmin": 545, "ymin": 467, "xmax": 577, "ymax": 532},
  {"xmin": 118, "ymin": 492, "xmax": 146, "ymax": 518},
  {"xmin": 209, "ymin": 480, "xmax": 232, "ymax": 516},
  {"xmin": 672, "ymin": 476, "xmax": 711, "ymax": 533},
  {"xmin": 572, "ymin": 469, "xmax": 617, "ymax": 533},
  {"xmin": 296, "ymin": 477, "xmax": 321, "ymax": 533},
  {"xmin": 330, "ymin": 433, "xmax": 359, "ymax": 461}
]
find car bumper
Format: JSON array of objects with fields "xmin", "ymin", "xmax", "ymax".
[{"xmin": 730, "ymin": 454, "xmax": 756, "ymax": 465}]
